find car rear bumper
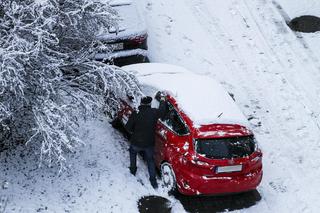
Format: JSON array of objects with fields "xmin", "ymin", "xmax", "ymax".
[
  {"xmin": 95, "ymin": 49, "xmax": 148, "ymax": 66},
  {"xmin": 175, "ymin": 167, "xmax": 263, "ymax": 196}
]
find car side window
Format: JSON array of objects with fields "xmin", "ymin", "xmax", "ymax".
[{"xmin": 161, "ymin": 102, "xmax": 189, "ymax": 135}]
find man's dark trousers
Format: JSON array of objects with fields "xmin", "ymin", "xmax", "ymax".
[{"xmin": 129, "ymin": 145, "xmax": 156, "ymax": 181}]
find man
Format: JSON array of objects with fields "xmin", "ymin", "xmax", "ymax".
[{"xmin": 125, "ymin": 92, "xmax": 167, "ymax": 189}]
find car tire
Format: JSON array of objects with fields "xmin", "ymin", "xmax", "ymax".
[{"xmin": 161, "ymin": 162, "xmax": 177, "ymax": 195}]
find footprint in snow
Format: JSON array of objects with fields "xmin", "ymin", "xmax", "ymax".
[
  {"xmin": 137, "ymin": 178, "xmax": 145, "ymax": 186},
  {"xmin": 146, "ymin": 2, "xmax": 152, "ymax": 11},
  {"xmin": 182, "ymin": 35, "xmax": 193, "ymax": 43},
  {"xmin": 269, "ymin": 180, "xmax": 287, "ymax": 193},
  {"xmin": 184, "ymin": 49, "xmax": 191, "ymax": 56},
  {"xmin": 165, "ymin": 25, "xmax": 171, "ymax": 35}
]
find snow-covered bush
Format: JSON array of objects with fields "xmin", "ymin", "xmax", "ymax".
[{"xmin": 0, "ymin": 0, "xmax": 141, "ymax": 167}]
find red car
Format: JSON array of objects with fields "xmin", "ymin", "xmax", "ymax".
[{"xmin": 118, "ymin": 63, "xmax": 262, "ymax": 195}]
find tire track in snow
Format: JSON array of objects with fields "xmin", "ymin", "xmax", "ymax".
[
  {"xmin": 242, "ymin": 0, "xmax": 320, "ymax": 182},
  {"xmin": 272, "ymin": 0, "xmax": 320, "ymax": 63},
  {"xmin": 185, "ymin": 0, "xmax": 320, "ymax": 212},
  {"xmin": 187, "ymin": 0, "xmax": 318, "ymax": 139},
  {"xmin": 243, "ymin": 0, "xmax": 320, "ymax": 126},
  {"xmin": 138, "ymin": 0, "xmax": 320, "ymax": 211}
]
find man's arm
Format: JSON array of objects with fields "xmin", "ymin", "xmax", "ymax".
[
  {"xmin": 125, "ymin": 111, "xmax": 137, "ymax": 134},
  {"xmin": 155, "ymin": 91, "xmax": 168, "ymax": 119},
  {"xmin": 157, "ymin": 100, "xmax": 168, "ymax": 119}
]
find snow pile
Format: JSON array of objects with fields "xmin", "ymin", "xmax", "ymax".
[{"xmin": 123, "ymin": 63, "xmax": 249, "ymax": 127}]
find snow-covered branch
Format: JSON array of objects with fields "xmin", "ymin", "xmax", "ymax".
[{"xmin": 0, "ymin": 0, "xmax": 142, "ymax": 167}]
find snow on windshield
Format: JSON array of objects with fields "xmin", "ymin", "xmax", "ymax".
[{"xmin": 98, "ymin": 0, "xmax": 146, "ymax": 41}]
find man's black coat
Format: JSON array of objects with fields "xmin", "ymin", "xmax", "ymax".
[{"xmin": 125, "ymin": 101, "xmax": 167, "ymax": 148}]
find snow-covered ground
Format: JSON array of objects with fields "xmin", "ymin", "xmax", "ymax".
[
  {"xmin": 2, "ymin": 0, "xmax": 320, "ymax": 212},
  {"xmin": 0, "ymin": 118, "xmax": 184, "ymax": 212},
  {"xmin": 136, "ymin": 0, "xmax": 320, "ymax": 212}
]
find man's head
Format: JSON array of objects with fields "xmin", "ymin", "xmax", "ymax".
[{"xmin": 140, "ymin": 96, "xmax": 152, "ymax": 106}]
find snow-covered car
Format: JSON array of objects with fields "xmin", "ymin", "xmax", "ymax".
[
  {"xmin": 95, "ymin": 0, "xmax": 148, "ymax": 66},
  {"xmin": 117, "ymin": 63, "xmax": 263, "ymax": 195}
]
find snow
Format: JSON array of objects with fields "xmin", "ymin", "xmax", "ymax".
[
  {"xmin": 135, "ymin": 0, "xmax": 320, "ymax": 212},
  {"xmin": 276, "ymin": 0, "xmax": 320, "ymax": 18},
  {"xmin": 0, "ymin": 118, "xmax": 184, "ymax": 212},
  {"xmin": 123, "ymin": 63, "xmax": 249, "ymax": 127},
  {"xmin": 95, "ymin": 48, "xmax": 148, "ymax": 60},
  {"xmin": 4, "ymin": 0, "xmax": 320, "ymax": 212},
  {"xmin": 98, "ymin": 0, "xmax": 146, "ymax": 41},
  {"xmin": 108, "ymin": 0, "xmax": 132, "ymax": 7},
  {"xmin": 274, "ymin": 0, "xmax": 320, "ymax": 65}
]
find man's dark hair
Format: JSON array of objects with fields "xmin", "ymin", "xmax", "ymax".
[{"xmin": 140, "ymin": 96, "xmax": 153, "ymax": 105}]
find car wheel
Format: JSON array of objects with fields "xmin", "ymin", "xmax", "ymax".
[{"xmin": 161, "ymin": 162, "xmax": 177, "ymax": 194}]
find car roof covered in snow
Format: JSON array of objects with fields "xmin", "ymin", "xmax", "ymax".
[
  {"xmin": 122, "ymin": 63, "xmax": 249, "ymax": 127},
  {"xmin": 97, "ymin": 0, "xmax": 146, "ymax": 41}
]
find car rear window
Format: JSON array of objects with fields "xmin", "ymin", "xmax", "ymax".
[{"xmin": 195, "ymin": 136, "xmax": 255, "ymax": 159}]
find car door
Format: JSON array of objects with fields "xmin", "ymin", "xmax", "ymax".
[{"xmin": 155, "ymin": 101, "xmax": 191, "ymax": 167}]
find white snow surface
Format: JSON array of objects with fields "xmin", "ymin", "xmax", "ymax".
[
  {"xmin": 135, "ymin": 0, "xmax": 320, "ymax": 212},
  {"xmin": 98, "ymin": 0, "xmax": 147, "ymax": 41},
  {"xmin": 276, "ymin": 0, "xmax": 320, "ymax": 17},
  {"xmin": 0, "ymin": 118, "xmax": 184, "ymax": 212},
  {"xmin": 3, "ymin": 0, "xmax": 320, "ymax": 212},
  {"xmin": 123, "ymin": 63, "xmax": 249, "ymax": 127},
  {"xmin": 108, "ymin": 0, "xmax": 132, "ymax": 7},
  {"xmin": 95, "ymin": 48, "xmax": 148, "ymax": 60}
]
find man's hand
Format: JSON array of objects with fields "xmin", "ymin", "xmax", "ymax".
[{"xmin": 155, "ymin": 91, "xmax": 166, "ymax": 101}]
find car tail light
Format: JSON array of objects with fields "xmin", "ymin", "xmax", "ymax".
[
  {"xmin": 180, "ymin": 153, "xmax": 211, "ymax": 168},
  {"xmin": 181, "ymin": 155, "xmax": 188, "ymax": 165},
  {"xmin": 194, "ymin": 160, "xmax": 210, "ymax": 167},
  {"xmin": 252, "ymin": 152, "xmax": 263, "ymax": 162},
  {"xmin": 130, "ymin": 34, "xmax": 147, "ymax": 45},
  {"xmin": 190, "ymin": 156, "xmax": 211, "ymax": 168},
  {"xmin": 251, "ymin": 156, "xmax": 261, "ymax": 162},
  {"xmin": 183, "ymin": 142, "xmax": 189, "ymax": 151},
  {"xmin": 182, "ymin": 180, "xmax": 191, "ymax": 190}
]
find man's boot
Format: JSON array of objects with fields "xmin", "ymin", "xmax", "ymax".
[{"xmin": 129, "ymin": 167, "xmax": 137, "ymax": 176}]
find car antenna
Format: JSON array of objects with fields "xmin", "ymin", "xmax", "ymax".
[{"xmin": 217, "ymin": 112, "xmax": 223, "ymax": 118}]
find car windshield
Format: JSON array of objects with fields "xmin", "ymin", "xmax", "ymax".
[{"xmin": 195, "ymin": 136, "xmax": 255, "ymax": 159}]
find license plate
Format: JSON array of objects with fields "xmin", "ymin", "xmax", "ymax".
[
  {"xmin": 216, "ymin": 165, "xmax": 242, "ymax": 173},
  {"xmin": 109, "ymin": 42, "xmax": 124, "ymax": 51}
]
